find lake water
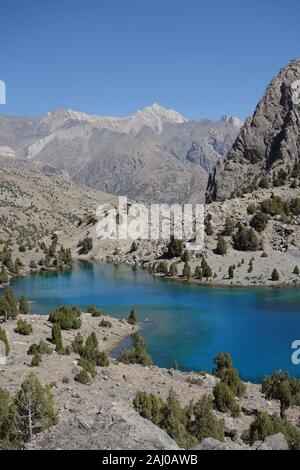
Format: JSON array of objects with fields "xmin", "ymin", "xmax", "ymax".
[{"xmin": 9, "ymin": 261, "xmax": 300, "ymax": 382}]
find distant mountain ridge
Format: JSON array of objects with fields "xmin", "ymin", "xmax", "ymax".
[{"xmin": 0, "ymin": 104, "xmax": 242, "ymax": 203}]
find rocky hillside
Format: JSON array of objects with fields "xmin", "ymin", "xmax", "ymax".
[
  {"xmin": 0, "ymin": 105, "xmax": 241, "ymax": 204},
  {"xmin": 207, "ymin": 60, "xmax": 300, "ymax": 201},
  {"xmin": 0, "ymin": 156, "xmax": 116, "ymax": 245}
]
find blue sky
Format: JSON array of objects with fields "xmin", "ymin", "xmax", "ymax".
[{"xmin": 1, "ymin": 0, "xmax": 299, "ymax": 120}]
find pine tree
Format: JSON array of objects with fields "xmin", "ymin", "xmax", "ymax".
[
  {"xmin": 128, "ymin": 307, "xmax": 137, "ymax": 325},
  {"xmin": 228, "ymin": 265, "xmax": 234, "ymax": 279}
]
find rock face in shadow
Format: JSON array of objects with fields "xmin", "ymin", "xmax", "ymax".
[
  {"xmin": 206, "ymin": 60, "xmax": 300, "ymax": 202},
  {"xmin": 26, "ymin": 403, "xmax": 179, "ymax": 450}
]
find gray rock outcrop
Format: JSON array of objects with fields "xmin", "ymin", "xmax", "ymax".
[
  {"xmin": 256, "ymin": 433, "xmax": 289, "ymax": 451},
  {"xmin": 26, "ymin": 402, "xmax": 179, "ymax": 450},
  {"xmin": 207, "ymin": 60, "xmax": 300, "ymax": 201}
]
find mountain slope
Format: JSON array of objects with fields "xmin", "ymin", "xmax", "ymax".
[
  {"xmin": 206, "ymin": 60, "xmax": 300, "ymax": 201},
  {"xmin": 0, "ymin": 156, "xmax": 116, "ymax": 243}
]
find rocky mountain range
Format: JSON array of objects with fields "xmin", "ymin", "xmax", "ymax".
[
  {"xmin": 206, "ymin": 60, "xmax": 300, "ymax": 202},
  {"xmin": 0, "ymin": 104, "xmax": 241, "ymax": 204}
]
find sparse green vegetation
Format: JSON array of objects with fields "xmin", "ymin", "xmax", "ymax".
[
  {"xmin": 133, "ymin": 388, "xmax": 224, "ymax": 448},
  {"xmin": 215, "ymin": 237, "xmax": 228, "ymax": 255},
  {"xmin": 0, "ymin": 327, "xmax": 10, "ymax": 356},
  {"xmin": 119, "ymin": 333, "xmax": 152, "ymax": 366},
  {"xmin": 233, "ymin": 227, "xmax": 260, "ymax": 251},
  {"xmin": 48, "ymin": 305, "xmax": 81, "ymax": 330},
  {"xmin": 271, "ymin": 269, "xmax": 280, "ymax": 281},
  {"xmin": 14, "ymin": 319, "xmax": 33, "ymax": 336},
  {"xmin": 244, "ymin": 411, "xmax": 300, "ymax": 450}
]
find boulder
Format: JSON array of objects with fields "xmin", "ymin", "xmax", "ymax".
[
  {"xmin": 256, "ymin": 433, "xmax": 289, "ymax": 451},
  {"xmin": 195, "ymin": 437, "xmax": 250, "ymax": 450}
]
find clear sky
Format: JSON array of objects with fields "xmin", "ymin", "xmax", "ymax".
[{"xmin": 1, "ymin": 0, "xmax": 299, "ymax": 120}]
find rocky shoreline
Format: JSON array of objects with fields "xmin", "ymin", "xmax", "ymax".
[{"xmin": 1, "ymin": 313, "xmax": 300, "ymax": 450}]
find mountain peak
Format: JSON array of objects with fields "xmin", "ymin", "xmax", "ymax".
[{"xmin": 133, "ymin": 103, "xmax": 187, "ymax": 125}]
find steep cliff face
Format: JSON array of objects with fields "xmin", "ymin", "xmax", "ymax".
[{"xmin": 206, "ymin": 60, "xmax": 300, "ymax": 202}]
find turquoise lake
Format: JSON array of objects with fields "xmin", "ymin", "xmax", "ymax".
[{"xmin": 9, "ymin": 261, "xmax": 300, "ymax": 383}]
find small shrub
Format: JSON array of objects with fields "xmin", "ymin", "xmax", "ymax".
[
  {"xmin": 74, "ymin": 369, "xmax": 91, "ymax": 385},
  {"xmin": 250, "ymin": 212, "xmax": 269, "ymax": 233},
  {"xmin": 48, "ymin": 305, "xmax": 81, "ymax": 330},
  {"xmin": 87, "ymin": 304, "xmax": 102, "ymax": 317},
  {"xmin": 99, "ymin": 318, "xmax": 112, "ymax": 328},
  {"xmin": 30, "ymin": 353, "xmax": 42, "ymax": 367},
  {"xmin": 14, "ymin": 319, "xmax": 33, "ymax": 336}
]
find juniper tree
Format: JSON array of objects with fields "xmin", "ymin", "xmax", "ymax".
[
  {"xmin": 223, "ymin": 217, "xmax": 236, "ymax": 236},
  {"xmin": 14, "ymin": 373, "xmax": 58, "ymax": 442},
  {"xmin": 213, "ymin": 382, "xmax": 240, "ymax": 417},
  {"xmin": 261, "ymin": 371, "xmax": 297, "ymax": 420},
  {"xmin": 187, "ymin": 394, "xmax": 224, "ymax": 443},
  {"xmin": 19, "ymin": 295, "xmax": 29, "ymax": 315},
  {"xmin": 128, "ymin": 307, "xmax": 137, "ymax": 325},
  {"xmin": 183, "ymin": 261, "xmax": 191, "ymax": 280},
  {"xmin": 119, "ymin": 333, "xmax": 152, "ymax": 366},
  {"xmin": 213, "ymin": 352, "xmax": 245, "ymax": 398},
  {"xmin": 166, "ymin": 237, "xmax": 183, "ymax": 259},
  {"xmin": 0, "ymin": 327, "xmax": 9, "ymax": 356},
  {"xmin": 168, "ymin": 262, "xmax": 178, "ymax": 277},
  {"xmin": 3, "ymin": 288, "xmax": 19, "ymax": 319},
  {"xmin": 194, "ymin": 266, "xmax": 202, "ymax": 280},
  {"xmin": 215, "ymin": 237, "xmax": 228, "ymax": 255},
  {"xmin": 51, "ymin": 323, "xmax": 63, "ymax": 351},
  {"xmin": 0, "ymin": 388, "xmax": 17, "ymax": 446},
  {"xmin": 133, "ymin": 391, "xmax": 164, "ymax": 426}
]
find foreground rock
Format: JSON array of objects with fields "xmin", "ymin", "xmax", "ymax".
[
  {"xmin": 256, "ymin": 433, "xmax": 289, "ymax": 451},
  {"xmin": 195, "ymin": 438, "xmax": 250, "ymax": 451},
  {"xmin": 27, "ymin": 402, "xmax": 179, "ymax": 450}
]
